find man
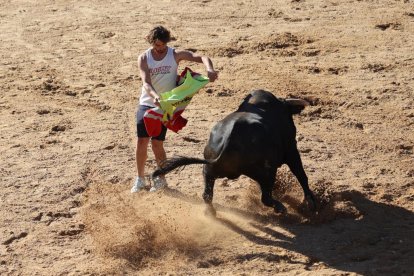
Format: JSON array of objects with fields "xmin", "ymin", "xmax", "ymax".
[{"xmin": 131, "ymin": 26, "xmax": 218, "ymax": 193}]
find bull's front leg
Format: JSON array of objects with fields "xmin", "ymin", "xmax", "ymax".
[
  {"xmin": 202, "ymin": 165, "xmax": 216, "ymax": 217},
  {"xmin": 286, "ymin": 147, "xmax": 317, "ymax": 211}
]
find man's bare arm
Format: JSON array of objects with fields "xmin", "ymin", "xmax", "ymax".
[
  {"xmin": 175, "ymin": 50, "xmax": 218, "ymax": 82},
  {"xmin": 138, "ymin": 54, "xmax": 161, "ymax": 104}
]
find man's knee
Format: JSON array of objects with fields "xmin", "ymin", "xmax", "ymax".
[
  {"xmin": 138, "ymin": 137, "xmax": 150, "ymax": 145},
  {"xmin": 151, "ymin": 139, "xmax": 164, "ymax": 149},
  {"xmin": 137, "ymin": 138, "xmax": 150, "ymax": 155}
]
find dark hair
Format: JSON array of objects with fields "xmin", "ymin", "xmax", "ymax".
[{"xmin": 146, "ymin": 26, "xmax": 171, "ymax": 44}]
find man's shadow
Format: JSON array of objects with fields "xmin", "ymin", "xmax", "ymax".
[{"xmin": 163, "ymin": 188, "xmax": 414, "ymax": 276}]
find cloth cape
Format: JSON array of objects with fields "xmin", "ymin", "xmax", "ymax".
[{"xmin": 143, "ymin": 67, "xmax": 209, "ymax": 137}]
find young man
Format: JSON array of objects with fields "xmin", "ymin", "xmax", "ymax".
[{"xmin": 131, "ymin": 26, "xmax": 218, "ymax": 193}]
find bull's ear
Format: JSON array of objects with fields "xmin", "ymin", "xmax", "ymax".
[
  {"xmin": 285, "ymin": 98, "xmax": 309, "ymax": 115},
  {"xmin": 288, "ymin": 105, "xmax": 305, "ymax": 114}
]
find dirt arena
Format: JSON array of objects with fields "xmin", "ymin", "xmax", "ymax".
[{"xmin": 1, "ymin": 0, "xmax": 413, "ymax": 275}]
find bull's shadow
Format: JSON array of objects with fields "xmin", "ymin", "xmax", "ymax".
[
  {"xmin": 218, "ymin": 190, "xmax": 414, "ymax": 276},
  {"xmin": 163, "ymin": 188, "xmax": 414, "ymax": 275}
]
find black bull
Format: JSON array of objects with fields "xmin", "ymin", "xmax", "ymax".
[{"xmin": 153, "ymin": 90, "xmax": 316, "ymax": 215}]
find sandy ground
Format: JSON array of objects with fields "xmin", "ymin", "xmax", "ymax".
[{"xmin": 1, "ymin": 0, "xmax": 414, "ymax": 275}]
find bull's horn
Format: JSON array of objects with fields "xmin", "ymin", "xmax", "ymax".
[{"xmin": 285, "ymin": 98, "xmax": 310, "ymax": 106}]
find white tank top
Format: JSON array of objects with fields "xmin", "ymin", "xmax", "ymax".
[{"xmin": 139, "ymin": 47, "xmax": 178, "ymax": 107}]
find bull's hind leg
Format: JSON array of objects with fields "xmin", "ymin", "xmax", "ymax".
[
  {"xmin": 286, "ymin": 147, "xmax": 317, "ymax": 211},
  {"xmin": 202, "ymin": 164, "xmax": 216, "ymax": 217}
]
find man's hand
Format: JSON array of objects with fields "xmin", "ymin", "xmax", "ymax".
[
  {"xmin": 207, "ymin": 70, "xmax": 218, "ymax": 82},
  {"xmin": 153, "ymin": 96, "xmax": 161, "ymax": 107}
]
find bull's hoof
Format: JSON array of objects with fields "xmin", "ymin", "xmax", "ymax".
[
  {"xmin": 305, "ymin": 193, "xmax": 317, "ymax": 212},
  {"xmin": 204, "ymin": 204, "xmax": 217, "ymax": 217},
  {"xmin": 274, "ymin": 202, "xmax": 287, "ymax": 214}
]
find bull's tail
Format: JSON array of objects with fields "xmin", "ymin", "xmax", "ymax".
[{"xmin": 152, "ymin": 157, "xmax": 211, "ymax": 178}]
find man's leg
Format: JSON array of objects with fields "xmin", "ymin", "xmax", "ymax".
[
  {"xmin": 136, "ymin": 137, "xmax": 150, "ymax": 177},
  {"xmin": 131, "ymin": 137, "xmax": 150, "ymax": 193},
  {"xmin": 151, "ymin": 139, "xmax": 167, "ymax": 168},
  {"xmin": 132, "ymin": 105, "xmax": 153, "ymax": 193},
  {"xmin": 150, "ymin": 139, "xmax": 168, "ymax": 191}
]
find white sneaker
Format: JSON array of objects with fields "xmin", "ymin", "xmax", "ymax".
[
  {"xmin": 150, "ymin": 176, "xmax": 168, "ymax": 192},
  {"xmin": 131, "ymin": 177, "xmax": 146, "ymax": 193}
]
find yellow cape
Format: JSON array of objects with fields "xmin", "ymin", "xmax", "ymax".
[{"xmin": 159, "ymin": 69, "xmax": 209, "ymax": 122}]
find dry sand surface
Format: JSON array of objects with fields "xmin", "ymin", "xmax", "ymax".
[{"xmin": 1, "ymin": 0, "xmax": 414, "ymax": 275}]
